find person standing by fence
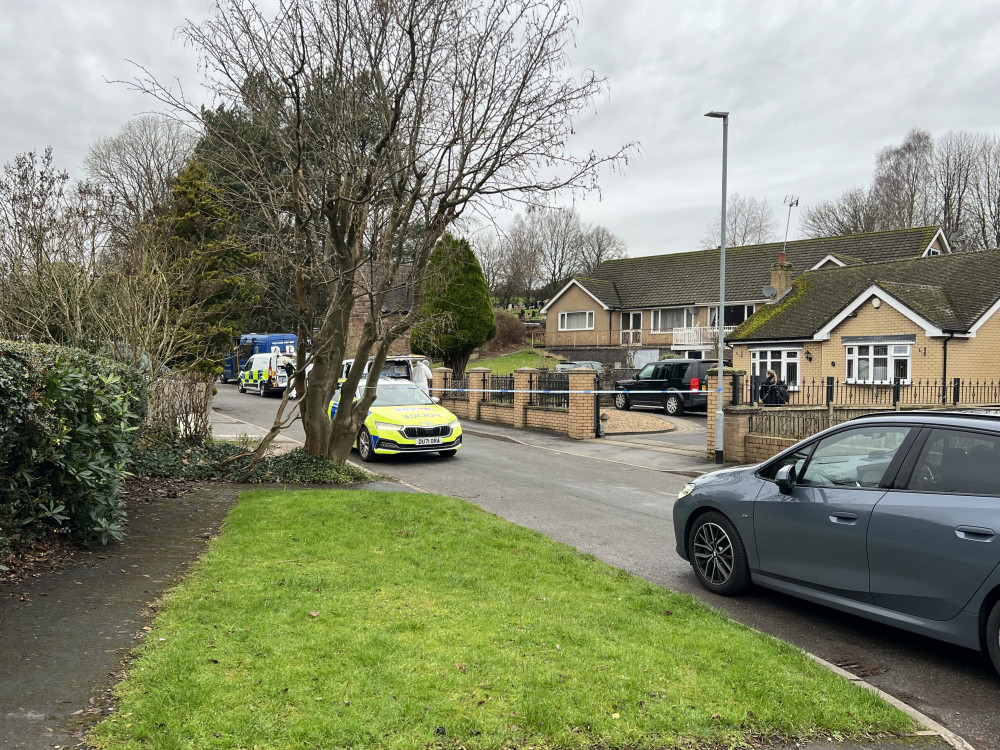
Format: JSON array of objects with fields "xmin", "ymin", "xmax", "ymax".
[{"xmin": 761, "ymin": 369, "xmax": 788, "ymax": 406}]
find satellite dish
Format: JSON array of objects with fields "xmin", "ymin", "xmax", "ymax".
[{"xmin": 762, "ymin": 285, "xmax": 777, "ymax": 299}]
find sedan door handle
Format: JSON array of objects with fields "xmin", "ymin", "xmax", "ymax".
[
  {"xmin": 955, "ymin": 525, "xmax": 996, "ymax": 542},
  {"xmin": 829, "ymin": 512, "xmax": 859, "ymax": 524}
]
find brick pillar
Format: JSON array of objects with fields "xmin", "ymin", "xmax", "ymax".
[
  {"xmin": 467, "ymin": 367, "xmax": 491, "ymax": 421},
  {"xmin": 568, "ymin": 368, "xmax": 597, "ymax": 440},
  {"xmin": 431, "ymin": 367, "xmax": 451, "ymax": 397},
  {"xmin": 706, "ymin": 370, "xmax": 736, "ymax": 460},
  {"xmin": 513, "ymin": 368, "xmax": 537, "ymax": 428}
]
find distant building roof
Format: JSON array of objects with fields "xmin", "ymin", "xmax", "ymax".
[
  {"xmin": 570, "ymin": 226, "xmax": 946, "ymax": 310},
  {"xmin": 729, "ymin": 250, "xmax": 1000, "ymax": 342}
]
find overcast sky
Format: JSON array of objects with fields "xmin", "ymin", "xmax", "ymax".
[{"xmin": 3, "ymin": 0, "xmax": 999, "ymax": 257}]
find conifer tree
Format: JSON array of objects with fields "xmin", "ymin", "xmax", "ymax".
[{"xmin": 410, "ymin": 233, "xmax": 497, "ymax": 377}]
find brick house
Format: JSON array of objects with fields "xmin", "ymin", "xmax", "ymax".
[
  {"xmin": 540, "ymin": 226, "xmax": 950, "ymax": 366},
  {"xmin": 727, "ymin": 249, "xmax": 1000, "ymax": 392}
]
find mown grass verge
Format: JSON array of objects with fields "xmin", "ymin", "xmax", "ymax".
[
  {"xmin": 89, "ymin": 489, "xmax": 912, "ymax": 749},
  {"xmin": 468, "ymin": 347, "xmax": 562, "ymax": 374}
]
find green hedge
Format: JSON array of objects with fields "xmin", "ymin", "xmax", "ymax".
[{"xmin": 0, "ymin": 341, "xmax": 147, "ymax": 557}]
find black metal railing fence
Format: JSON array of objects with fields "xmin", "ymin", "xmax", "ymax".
[
  {"xmin": 531, "ymin": 372, "xmax": 570, "ymax": 410},
  {"xmin": 485, "ymin": 374, "xmax": 514, "ymax": 404},
  {"xmin": 737, "ymin": 375, "xmax": 1000, "ymax": 408}
]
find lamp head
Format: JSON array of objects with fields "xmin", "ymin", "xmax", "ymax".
[{"xmin": 704, "ymin": 111, "xmax": 729, "ymax": 119}]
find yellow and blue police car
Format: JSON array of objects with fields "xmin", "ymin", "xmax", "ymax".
[{"xmin": 328, "ymin": 378, "xmax": 462, "ymax": 461}]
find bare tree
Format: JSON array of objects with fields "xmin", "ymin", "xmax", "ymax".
[
  {"xmin": 577, "ymin": 224, "xmax": 626, "ymax": 275},
  {"xmin": 529, "ymin": 206, "xmax": 587, "ymax": 296},
  {"xmin": 973, "ymin": 135, "xmax": 1000, "ymax": 251},
  {"xmin": 470, "ymin": 232, "xmax": 506, "ymax": 300},
  {"xmin": 84, "ymin": 115, "xmax": 198, "ymax": 238},
  {"xmin": 125, "ymin": 0, "xmax": 632, "ymax": 461},
  {"xmin": 0, "ymin": 149, "xmax": 109, "ymax": 347},
  {"xmin": 800, "ymin": 186, "xmax": 886, "ymax": 238},
  {"xmin": 930, "ymin": 131, "xmax": 981, "ymax": 251},
  {"xmin": 873, "ymin": 128, "xmax": 935, "ymax": 229},
  {"xmin": 700, "ymin": 193, "xmax": 778, "ymax": 248},
  {"xmin": 503, "ymin": 213, "xmax": 543, "ymax": 302}
]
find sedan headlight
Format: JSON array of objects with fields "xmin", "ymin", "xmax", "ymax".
[
  {"xmin": 678, "ymin": 483, "xmax": 696, "ymax": 500},
  {"xmin": 448, "ymin": 419, "xmax": 460, "ymax": 429},
  {"xmin": 373, "ymin": 421, "xmax": 401, "ymax": 432}
]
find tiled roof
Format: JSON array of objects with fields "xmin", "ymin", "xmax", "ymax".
[
  {"xmin": 578, "ymin": 226, "xmax": 941, "ymax": 309},
  {"xmin": 729, "ymin": 250, "xmax": 1000, "ymax": 342},
  {"xmin": 574, "ymin": 277, "xmax": 621, "ymax": 308}
]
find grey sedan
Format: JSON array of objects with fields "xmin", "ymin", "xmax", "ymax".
[{"xmin": 673, "ymin": 410, "xmax": 1000, "ymax": 675}]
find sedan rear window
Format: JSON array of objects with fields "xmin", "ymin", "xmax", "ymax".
[{"xmin": 907, "ymin": 428, "xmax": 1000, "ymax": 496}]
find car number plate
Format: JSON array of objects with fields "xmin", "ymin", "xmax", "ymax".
[{"xmin": 415, "ymin": 437, "xmax": 443, "ymax": 446}]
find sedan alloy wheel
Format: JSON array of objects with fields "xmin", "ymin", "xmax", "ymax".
[{"xmin": 688, "ymin": 511, "xmax": 749, "ymax": 595}]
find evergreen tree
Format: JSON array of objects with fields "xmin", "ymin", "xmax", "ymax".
[
  {"xmin": 410, "ymin": 234, "xmax": 497, "ymax": 377},
  {"xmin": 154, "ymin": 160, "xmax": 261, "ymax": 374}
]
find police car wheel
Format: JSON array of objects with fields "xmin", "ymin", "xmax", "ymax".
[
  {"xmin": 357, "ymin": 428, "xmax": 378, "ymax": 462},
  {"xmin": 238, "ymin": 380, "xmax": 246, "ymax": 393},
  {"xmin": 258, "ymin": 381, "xmax": 266, "ymax": 397}
]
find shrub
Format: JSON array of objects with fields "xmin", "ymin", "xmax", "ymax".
[
  {"xmin": 126, "ymin": 427, "xmax": 370, "ymax": 485},
  {"xmin": 0, "ymin": 341, "xmax": 147, "ymax": 556},
  {"xmin": 478, "ymin": 310, "xmax": 527, "ymax": 356}
]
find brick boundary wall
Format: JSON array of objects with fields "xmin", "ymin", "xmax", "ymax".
[{"xmin": 431, "ymin": 365, "xmax": 591, "ymax": 440}]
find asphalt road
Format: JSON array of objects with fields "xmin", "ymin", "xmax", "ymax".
[{"xmin": 213, "ymin": 383, "xmax": 1000, "ymax": 749}]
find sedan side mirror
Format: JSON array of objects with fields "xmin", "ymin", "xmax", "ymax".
[
  {"xmin": 775, "ymin": 464, "xmax": 797, "ymax": 495},
  {"xmin": 431, "ymin": 396, "xmax": 440, "ymax": 404}
]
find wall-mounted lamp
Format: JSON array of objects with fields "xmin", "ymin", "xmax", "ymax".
[{"xmin": 803, "ymin": 350, "xmax": 813, "ymax": 362}]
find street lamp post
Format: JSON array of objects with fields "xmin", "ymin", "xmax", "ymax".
[{"xmin": 705, "ymin": 110, "xmax": 728, "ymax": 464}]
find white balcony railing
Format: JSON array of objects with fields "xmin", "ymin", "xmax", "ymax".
[{"xmin": 671, "ymin": 325, "xmax": 738, "ymax": 345}]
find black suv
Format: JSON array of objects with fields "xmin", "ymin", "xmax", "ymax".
[{"xmin": 613, "ymin": 359, "xmax": 722, "ymax": 416}]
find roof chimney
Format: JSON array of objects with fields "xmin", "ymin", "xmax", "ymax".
[{"xmin": 769, "ymin": 253, "xmax": 793, "ymax": 302}]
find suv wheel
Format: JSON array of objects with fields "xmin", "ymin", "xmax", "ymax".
[
  {"xmin": 664, "ymin": 393, "xmax": 685, "ymax": 416},
  {"xmin": 614, "ymin": 389, "xmax": 631, "ymax": 411}
]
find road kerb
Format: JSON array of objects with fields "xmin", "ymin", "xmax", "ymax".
[{"xmin": 806, "ymin": 653, "xmax": 977, "ymax": 750}]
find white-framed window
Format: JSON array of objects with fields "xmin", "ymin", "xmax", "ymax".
[
  {"xmin": 558, "ymin": 310, "xmax": 594, "ymax": 331},
  {"xmin": 651, "ymin": 307, "xmax": 694, "ymax": 332},
  {"xmin": 845, "ymin": 344, "xmax": 911, "ymax": 384},
  {"xmin": 750, "ymin": 349, "xmax": 800, "ymax": 387}
]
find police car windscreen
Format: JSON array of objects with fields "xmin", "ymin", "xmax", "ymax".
[{"xmin": 362, "ymin": 382, "xmax": 433, "ymax": 407}]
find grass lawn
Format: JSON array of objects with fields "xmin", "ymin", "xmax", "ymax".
[
  {"xmin": 90, "ymin": 490, "xmax": 912, "ymax": 749},
  {"xmin": 468, "ymin": 347, "xmax": 561, "ymax": 374}
]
